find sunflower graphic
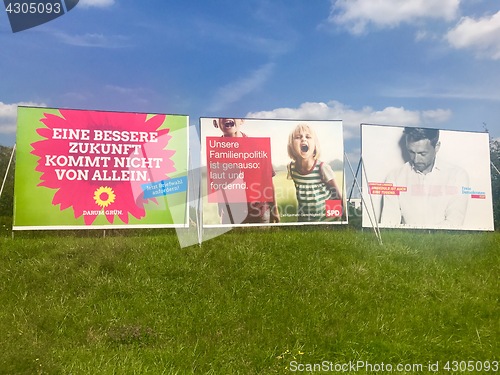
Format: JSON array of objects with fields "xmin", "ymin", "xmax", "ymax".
[{"xmin": 93, "ymin": 186, "xmax": 116, "ymax": 208}]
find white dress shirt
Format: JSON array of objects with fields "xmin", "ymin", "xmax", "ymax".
[{"xmin": 380, "ymin": 158, "xmax": 469, "ymax": 228}]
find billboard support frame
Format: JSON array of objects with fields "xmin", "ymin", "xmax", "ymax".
[
  {"xmin": 346, "ymin": 153, "xmax": 361, "ymax": 203},
  {"xmin": 492, "ymin": 161, "xmax": 500, "ymax": 177},
  {"xmin": 345, "ymin": 153, "xmax": 383, "ymax": 245},
  {"xmin": 361, "ymin": 158, "xmax": 383, "ymax": 244},
  {"xmin": 0, "ymin": 143, "xmax": 15, "ymax": 201}
]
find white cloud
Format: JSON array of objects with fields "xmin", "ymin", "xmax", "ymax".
[
  {"xmin": 246, "ymin": 100, "xmax": 451, "ymax": 138},
  {"xmin": 329, "ymin": 0, "xmax": 460, "ymax": 34},
  {"xmin": 446, "ymin": 11, "xmax": 500, "ymax": 60},
  {"xmin": 382, "ymin": 84, "xmax": 500, "ymax": 102},
  {"xmin": 0, "ymin": 101, "xmax": 46, "ymax": 134},
  {"xmin": 422, "ymin": 109, "xmax": 452, "ymax": 123},
  {"xmin": 104, "ymin": 85, "xmax": 151, "ymax": 106},
  {"xmin": 194, "ymin": 18, "xmax": 294, "ymax": 57},
  {"xmin": 209, "ymin": 63, "xmax": 275, "ymax": 112},
  {"xmin": 54, "ymin": 32, "xmax": 130, "ymax": 48},
  {"xmin": 105, "ymin": 85, "xmax": 138, "ymax": 95},
  {"xmin": 78, "ymin": 0, "xmax": 115, "ymax": 8}
]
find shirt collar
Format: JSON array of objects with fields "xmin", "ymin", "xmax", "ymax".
[{"xmin": 411, "ymin": 156, "xmax": 442, "ymax": 175}]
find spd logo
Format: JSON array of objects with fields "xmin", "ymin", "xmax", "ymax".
[
  {"xmin": 3, "ymin": 0, "xmax": 79, "ymax": 33},
  {"xmin": 325, "ymin": 199, "xmax": 343, "ymax": 218}
]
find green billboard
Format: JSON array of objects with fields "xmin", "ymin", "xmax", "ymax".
[{"xmin": 14, "ymin": 107, "xmax": 189, "ymax": 230}]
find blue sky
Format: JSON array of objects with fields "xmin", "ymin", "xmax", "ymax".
[{"xmin": 1, "ymin": 0, "xmax": 500, "ymax": 158}]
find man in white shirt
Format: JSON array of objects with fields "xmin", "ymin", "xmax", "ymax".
[{"xmin": 380, "ymin": 127, "xmax": 469, "ymax": 228}]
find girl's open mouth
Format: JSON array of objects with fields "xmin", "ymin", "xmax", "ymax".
[
  {"xmin": 224, "ymin": 120, "xmax": 235, "ymax": 128},
  {"xmin": 301, "ymin": 144, "xmax": 309, "ymax": 152}
]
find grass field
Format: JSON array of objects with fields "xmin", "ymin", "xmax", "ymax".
[{"xmin": 0, "ymin": 221, "xmax": 499, "ymax": 374}]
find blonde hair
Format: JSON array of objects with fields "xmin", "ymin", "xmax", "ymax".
[{"xmin": 287, "ymin": 123, "xmax": 321, "ymax": 160}]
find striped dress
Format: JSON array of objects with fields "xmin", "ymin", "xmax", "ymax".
[{"xmin": 288, "ymin": 161, "xmax": 333, "ymax": 222}]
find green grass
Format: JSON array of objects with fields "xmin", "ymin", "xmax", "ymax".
[{"xmin": 0, "ymin": 225, "xmax": 499, "ymax": 374}]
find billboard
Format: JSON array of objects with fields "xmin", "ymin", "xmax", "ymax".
[
  {"xmin": 201, "ymin": 118, "xmax": 347, "ymax": 227},
  {"xmin": 14, "ymin": 107, "xmax": 189, "ymax": 230},
  {"xmin": 361, "ymin": 124, "xmax": 494, "ymax": 231}
]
